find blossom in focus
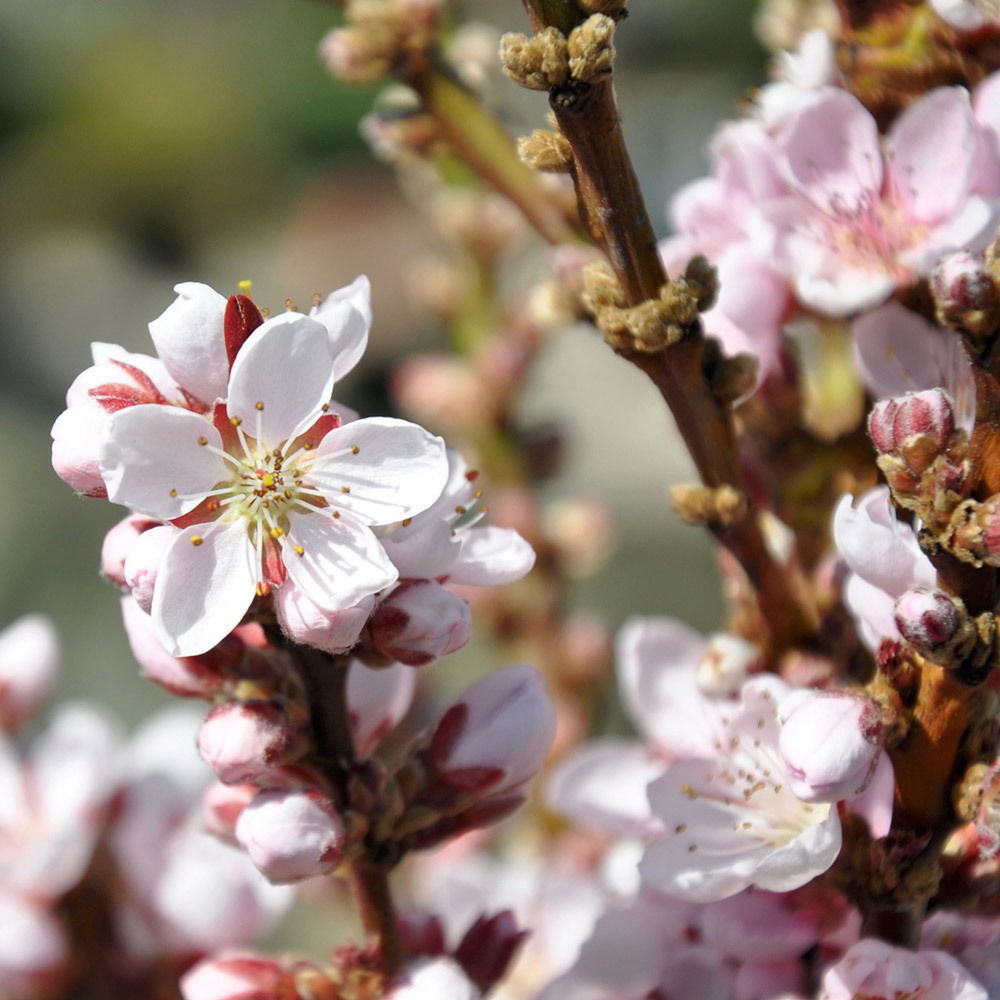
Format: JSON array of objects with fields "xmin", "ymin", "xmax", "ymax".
[
  {"xmin": 97, "ymin": 285, "xmax": 449, "ymax": 656},
  {"xmin": 639, "ymin": 677, "xmax": 842, "ymax": 903},
  {"xmin": 770, "ymin": 86, "xmax": 997, "ymax": 315}
]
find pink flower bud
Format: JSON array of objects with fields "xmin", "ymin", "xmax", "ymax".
[
  {"xmin": 123, "ymin": 524, "xmax": 174, "ymax": 613},
  {"xmin": 0, "ymin": 615, "xmax": 59, "ymax": 731},
  {"xmin": 181, "ymin": 952, "xmax": 297, "ymax": 1000},
  {"xmin": 930, "ymin": 250, "xmax": 1000, "ymax": 325},
  {"xmin": 50, "ymin": 404, "xmax": 109, "ymax": 497},
  {"xmin": 369, "ymin": 582, "xmax": 472, "ymax": 667},
  {"xmin": 429, "ymin": 665, "xmax": 555, "ymax": 797},
  {"xmin": 868, "ymin": 390, "xmax": 955, "ymax": 466},
  {"xmin": 198, "ymin": 702, "xmax": 305, "ymax": 785},
  {"xmin": 101, "ymin": 514, "xmax": 158, "ymax": 587},
  {"xmin": 202, "ymin": 781, "xmax": 256, "ymax": 845},
  {"xmin": 894, "ymin": 587, "xmax": 963, "ymax": 652},
  {"xmin": 347, "ymin": 660, "xmax": 416, "ymax": 757},
  {"xmin": 779, "ymin": 692, "xmax": 883, "ymax": 802},
  {"xmin": 274, "ymin": 588, "xmax": 373, "ymax": 656},
  {"xmin": 235, "ymin": 789, "xmax": 346, "ymax": 884}
]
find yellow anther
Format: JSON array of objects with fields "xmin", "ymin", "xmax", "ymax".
[
  {"xmin": 170, "ymin": 489, "xmax": 178, "ymax": 497},
  {"xmin": 270, "ymin": 526, "xmax": 284, "ymax": 538},
  {"xmin": 262, "ymin": 473, "xmax": 275, "ymax": 488},
  {"xmin": 231, "ymin": 416, "xmax": 243, "ymax": 427},
  {"xmin": 455, "ymin": 505, "xmax": 467, "ymax": 515},
  {"xmin": 341, "ymin": 486, "xmax": 351, "ymax": 494},
  {"xmin": 255, "ymin": 401, "xmax": 264, "ymax": 411},
  {"xmin": 401, "ymin": 518, "xmax": 412, "ymax": 527},
  {"xmin": 197, "ymin": 436, "xmax": 207, "ymax": 446},
  {"xmin": 333, "ymin": 511, "xmax": 341, "ymax": 519},
  {"xmin": 238, "ymin": 279, "xmax": 254, "ymax": 298},
  {"xmin": 293, "ymin": 544, "xmax": 304, "ymax": 556},
  {"xmin": 321, "ymin": 403, "xmax": 330, "ymax": 412},
  {"xmin": 351, "ymin": 445, "xmax": 360, "ymax": 454},
  {"xmin": 191, "ymin": 536, "xmax": 203, "ymax": 547}
]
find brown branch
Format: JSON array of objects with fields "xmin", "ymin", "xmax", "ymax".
[
  {"xmin": 516, "ymin": 17, "xmax": 815, "ymax": 650},
  {"xmin": 291, "ymin": 644, "xmax": 408, "ymax": 977}
]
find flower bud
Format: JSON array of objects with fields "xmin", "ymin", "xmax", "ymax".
[
  {"xmin": 0, "ymin": 890, "xmax": 69, "ymax": 998},
  {"xmin": 50, "ymin": 403, "xmax": 109, "ymax": 497},
  {"xmin": 123, "ymin": 524, "xmax": 174, "ymax": 613},
  {"xmin": 181, "ymin": 952, "xmax": 298, "ymax": 1000},
  {"xmin": 894, "ymin": 587, "xmax": 964, "ymax": 653},
  {"xmin": 0, "ymin": 615, "xmax": 59, "ymax": 731},
  {"xmin": 779, "ymin": 692, "xmax": 883, "ymax": 802},
  {"xmin": 198, "ymin": 701, "xmax": 306, "ymax": 785},
  {"xmin": 696, "ymin": 633, "xmax": 758, "ymax": 697},
  {"xmin": 369, "ymin": 582, "xmax": 472, "ymax": 667},
  {"xmin": 429, "ymin": 665, "xmax": 555, "ymax": 797},
  {"xmin": 274, "ymin": 588, "xmax": 373, "ymax": 656},
  {"xmin": 202, "ymin": 781, "xmax": 256, "ymax": 845},
  {"xmin": 347, "ymin": 660, "xmax": 417, "ymax": 757},
  {"xmin": 930, "ymin": 250, "xmax": 1000, "ymax": 337},
  {"xmin": 868, "ymin": 389, "xmax": 955, "ymax": 474},
  {"xmin": 101, "ymin": 514, "xmax": 158, "ymax": 587},
  {"xmin": 235, "ymin": 789, "xmax": 346, "ymax": 884},
  {"xmin": 453, "ymin": 911, "xmax": 527, "ymax": 993}
]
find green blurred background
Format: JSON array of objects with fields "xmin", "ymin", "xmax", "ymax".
[{"xmin": 1, "ymin": 0, "xmax": 766, "ymax": 723}]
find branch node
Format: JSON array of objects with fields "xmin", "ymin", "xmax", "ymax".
[
  {"xmin": 500, "ymin": 28, "xmax": 569, "ymax": 91},
  {"xmin": 518, "ymin": 128, "xmax": 574, "ymax": 172},
  {"xmin": 566, "ymin": 14, "xmax": 616, "ymax": 83},
  {"xmin": 671, "ymin": 483, "xmax": 749, "ymax": 526}
]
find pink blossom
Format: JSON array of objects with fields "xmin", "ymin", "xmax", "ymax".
[
  {"xmin": 388, "ymin": 958, "xmax": 481, "ymax": 1000},
  {"xmin": 832, "ymin": 487, "xmax": 937, "ymax": 650},
  {"xmin": 99, "ymin": 307, "xmax": 449, "ymax": 656},
  {"xmin": 180, "ymin": 951, "xmax": 298, "ymax": 1000},
  {"xmin": 771, "ymin": 86, "xmax": 997, "ymax": 315},
  {"xmin": 0, "ymin": 615, "xmax": 59, "ymax": 731},
  {"xmin": 639, "ymin": 678, "xmax": 842, "ymax": 903},
  {"xmin": 0, "ymin": 889, "xmax": 69, "ymax": 1000},
  {"xmin": 819, "ymin": 939, "xmax": 988, "ymax": 999},
  {"xmin": 202, "ymin": 781, "xmax": 256, "ymax": 845},
  {"xmin": 347, "ymin": 658, "xmax": 417, "ymax": 756}
]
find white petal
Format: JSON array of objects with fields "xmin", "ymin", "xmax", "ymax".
[
  {"xmin": 148, "ymin": 282, "xmax": 229, "ymax": 406},
  {"xmin": 546, "ymin": 740, "xmax": 662, "ymax": 836},
  {"xmin": 227, "ymin": 314, "xmax": 335, "ymax": 445},
  {"xmin": 310, "ymin": 275, "xmax": 371, "ymax": 380},
  {"xmin": 381, "ymin": 518, "xmax": 462, "ymax": 579},
  {"xmin": 281, "ymin": 510, "xmax": 398, "ymax": 609},
  {"xmin": 449, "ymin": 526, "xmax": 536, "ymax": 586},
  {"xmin": 152, "ymin": 522, "xmax": 258, "ymax": 657},
  {"xmin": 752, "ymin": 808, "xmax": 842, "ymax": 892},
  {"xmin": 308, "ymin": 417, "xmax": 448, "ymax": 525},
  {"xmin": 100, "ymin": 406, "xmax": 226, "ymax": 519}
]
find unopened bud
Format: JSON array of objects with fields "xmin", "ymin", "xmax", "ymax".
[
  {"xmin": 347, "ymin": 660, "xmax": 417, "ymax": 757},
  {"xmin": 429, "ymin": 665, "xmax": 555, "ymax": 797},
  {"xmin": 123, "ymin": 524, "xmax": 174, "ymax": 613},
  {"xmin": 319, "ymin": 26, "xmax": 398, "ymax": 85},
  {"xmin": 930, "ymin": 250, "xmax": 1000, "ymax": 337},
  {"xmin": 894, "ymin": 587, "xmax": 963, "ymax": 652},
  {"xmin": 274, "ymin": 588, "xmax": 373, "ymax": 656},
  {"xmin": 198, "ymin": 701, "xmax": 306, "ymax": 785},
  {"xmin": 779, "ymin": 692, "xmax": 884, "ymax": 802},
  {"xmin": 180, "ymin": 951, "xmax": 297, "ymax": 1000},
  {"xmin": 0, "ymin": 615, "xmax": 59, "ymax": 731},
  {"xmin": 101, "ymin": 514, "xmax": 158, "ymax": 587},
  {"xmin": 696, "ymin": 633, "xmax": 758, "ymax": 697},
  {"xmin": 369, "ymin": 581, "xmax": 471, "ymax": 667},
  {"xmin": 867, "ymin": 389, "xmax": 955, "ymax": 474},
  {"xmin": 235, "ymin": 789, "xmax": 346, "ymax": 884}
]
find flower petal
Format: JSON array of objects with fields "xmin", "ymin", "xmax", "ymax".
[
  {"xmin": 227, "ymin": 314, "xmax": 335, "ymax": 445},
  {"xmin": 100, "ymin": 405, "xmax": 226, "ymax": 519},
  {"xmin": 308, "ymin": 417, "xmax": 448, "ymax": 525},
  {"xmin": 310, "ymin": 275, "xmax": 371, "ymax": 380},
  {"xmin": 449, "ymin": 526, "xmax": 536, "ymax": 586},
  {"xmin": 152, "ymin": 522, "xmax": 258, "ymax": 657},
  {"xmin": 148, "ymin": 283, "xmax": 229, "ymax": 406},
  {"xmin": 779, "ymin": 89, "xmax": 882, "ymax": 214},
  {"xmin": 281, "ymin": 510, "xmax": 398, "ymax": 609},
  {"xmin": 886, "ymin": 87, "xmax": 977, "ymax": 222}
]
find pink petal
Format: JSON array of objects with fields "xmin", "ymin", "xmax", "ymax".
[
  {"xmin": 153, "ymin": 522, "xmax": 258, "ymax": 657},
  {"xmin": 886, "ymin": 87, "xmax": 977, "ymax": 222},
  {"xmin": 308, "ymin": 417, "xmax": 448, "ymax": 525},
  {"xmin": 281, "ymin": 509, "xmax": 398, "ymax": 610},
  {"xmin": 310, "ymin": 275, "xmax": 371, "ymax": 380},
  {"xmin": 779, "ymin": 89, "xmax": 883, "ymax": 215},
  {"xmin": 847, "ymin": 750, "xmax": 894, "ymax": 838},
  {"xmin": 227, "ymin": 313, "xmax": 335, "ymax": 445},
  {"xmin": 100, "ymin": 405, "xmax": 226, "ymax": 520},
  {"xmin": 449, "ymin": 526, "xmax": 536, "ymax": 586},
  {"xmin": 794, "ymin": 265, "xmax": 897, "ymax": 318},
  {"xmin": 148, "ymin": 282, "xmax": 229, "ymax": 406}
]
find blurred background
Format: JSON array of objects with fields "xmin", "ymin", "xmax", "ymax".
[{"xmin": 1, "ymin": 0, "xmax": 767, "ymax": 723}]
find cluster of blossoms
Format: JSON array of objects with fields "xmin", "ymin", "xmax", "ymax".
[{"xmin": 36, "ymin": 1, "xmax": 1000, "ymax": 998}]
